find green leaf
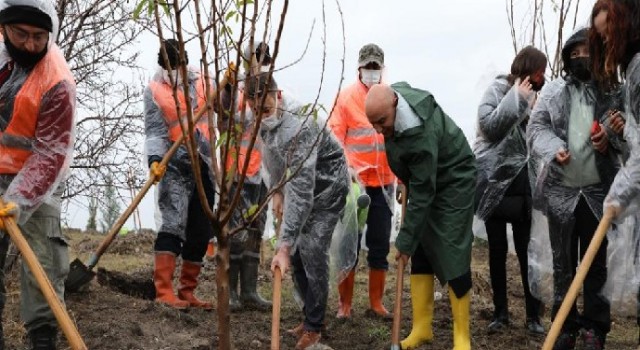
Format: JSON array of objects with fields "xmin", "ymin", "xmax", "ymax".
[
  {"xmin": 216, "ymin": 131, "xmax": 228, "ymax": 148},
  {"xmin": 225, "ymin": 10, "xmax": 237, "ymax": 22},
  {"xmin": 133, "ymin": 0, "xmax": 148, "ymax": 20},
  {"xmin": 159, "ymin": 1, "xmax": 170, "ymax": 16},
  {"xmin": 243, "ymin": 204, "xmax": 259, "ymax": 219}
]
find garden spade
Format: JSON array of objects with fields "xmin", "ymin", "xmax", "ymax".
[
  {"xmin": 66, "ymin": 95, "xmax": 215, "ymax": 292},
  {"xmin": 0, "ymin": 199, "xmax": 87, "ymax": 350},
  {"xmin": 271, "ymin": 218, "xmax": 283, "ymax": 350},
  {"xmin": 391, "ymin": 186, "xmax": 408, "ymax": 350},
  {"xmin": 542, "ymin": 207, "xmax": 614, "ymax": 350}
]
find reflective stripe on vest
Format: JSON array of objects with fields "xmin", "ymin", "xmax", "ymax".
[
  {"xmin": 150, "ymin": 75, "xmax": 211, "ymax": 142},
  {"xmin": 332, "ymin": 82, "xmax": 395, "ymax": 187},
  {"xmin": 0, "ymin": 43, "xmax": 75, "ymax": 174}
]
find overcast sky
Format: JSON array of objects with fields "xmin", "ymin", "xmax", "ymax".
[{"xmin": 64, "ymin": 0, "xmax": 596, "ymax": 230}]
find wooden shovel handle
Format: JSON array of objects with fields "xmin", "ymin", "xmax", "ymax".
[
  {"xmin": 0, "ymin": 199, "xmax": 87, "ymax": 350},
  {"xmin": 542, "ymin": 208, "xmax": 615, "ymax": 350},
  {"xmin": 391, "ymin": 258, "xmax": 405, "ymax": 347},
  {"xmin": 271, "ymin": 266, "xmax": 283, "ymax": 350}
]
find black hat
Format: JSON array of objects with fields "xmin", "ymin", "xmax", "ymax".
[
  {"xmin": 0, "ymin": 5, "xmax": 53, "ymax": 32},
  {"xmin": 158, "ymin": 39, "xmax": 188, "ymax": 69},
  {"xmin": 561, "ymin": 28, "xmax": 588, "ymax": 68}
]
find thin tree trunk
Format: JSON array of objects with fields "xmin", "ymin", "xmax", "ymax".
[{"xmin": 214, "ymin": 228, "xmax": 231, "ymax": 350}]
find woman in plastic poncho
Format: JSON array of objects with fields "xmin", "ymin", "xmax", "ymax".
[
  {"xmin": 527, "ymin": 27, "xmax": 625, "ymax": 350},
  {"xmin": 474, "ymin": 46, "xmax": 546, "ymax": 335},
  {"xmin": 590, "ymin": 0, "xmax": 640, "ymax": 343}
]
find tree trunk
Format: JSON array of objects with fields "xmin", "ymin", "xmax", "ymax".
[{"xmin": 214, "ymin": 230, "xmax": 231, "ymax": 350}]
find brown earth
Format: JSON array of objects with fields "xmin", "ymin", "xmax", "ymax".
[{"xmin": 2, "ymin": 231, "xmax": 638, "ymax": 349}]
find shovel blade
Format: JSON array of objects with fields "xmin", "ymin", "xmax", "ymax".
[{"xmin": 65, "ymin": 258, "xmax": 96, "ymax": 292}]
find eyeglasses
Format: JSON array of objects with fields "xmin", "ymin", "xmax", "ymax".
[{"xmin": 6, "ymin": 25, "xmax": 49, "ymax": 46}]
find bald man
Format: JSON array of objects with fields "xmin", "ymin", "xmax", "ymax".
[{"xmin": 366, "ymin": 83, "xmax": 476, "ymax": 350}]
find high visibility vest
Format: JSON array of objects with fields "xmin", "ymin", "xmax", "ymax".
[
  {"xmin": 226, "ymin": 91, "xmax": 261, "ymax": 181},
  {"xmin": 329, "ymin": 82, "xmax": 395, "ymax": 187},
  {"xmin": 0, "ymin": 43, "xmax": 75, "ymax": 174},
  {"xmin": 149, "ymin": 74, "xmax": 211, "ymax": 142}
]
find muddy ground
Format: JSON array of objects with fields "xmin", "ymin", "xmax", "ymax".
[{"xmin": 2, "ymin": 230, "xmax": 638, "ymax": 349}]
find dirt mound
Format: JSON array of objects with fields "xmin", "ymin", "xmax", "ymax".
[{"xmin": 97, "ymin": 267, "xmax": 155, "ymax": 300}]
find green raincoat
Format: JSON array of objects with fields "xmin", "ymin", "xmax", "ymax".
[{"xmin": 386, "ymin": 82, "xmax": 476, "ymax": 283}]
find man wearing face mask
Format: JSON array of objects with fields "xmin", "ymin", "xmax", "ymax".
[
  {"xmin": 144, "ymin": 39, "xmax": 218, "ymax": 311},
  {"xmin": 245, "ymin": 73, "xmax": 349, "ymax": 349},
  {"xmin": 328, "ymin": 43, "xmax": 397, "ymax": 320},
  {"xmin": 219, "ymin": 41, "xmax": 272, "ymax": 312},
  {"xmin": 527, "ymin": 28, "xmax": 625, "ymax": 350},
  {"xmin": 0, "ymin": 1, "xmax": 76, "ymax": 349}
]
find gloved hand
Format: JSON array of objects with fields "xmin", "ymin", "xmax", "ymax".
[
  {"xmin": 396, "ymin": 183, "xmax": 406, "ymax": 204},
  {"xmin": 222, "ymin": 62, "xmax": 237, "ymax": 88},
  {"xmin": 0, "ymin": 201, "xmax": 20, "ymax": 230},
  {"xmin": 150, "ymin": 161, "xmax": 167, "ymax": 184}
]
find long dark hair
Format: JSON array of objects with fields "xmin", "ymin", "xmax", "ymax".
[
  {"xmin": 507, "ymin": 46, "xmax": 547, "ymax": 86},
  {"xmin": 589, "ymin": 0, "xmax": 640, "ymax": 89}
]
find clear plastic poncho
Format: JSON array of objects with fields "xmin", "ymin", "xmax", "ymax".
[
  {"xmin": 474, "ymin": 75, "xmax": 532, "ymax": 221},
  {"xmin": 526, "ymin": 76, "xmax": 627, "ymax": 306},
  {"xmin": 0, "ymin": 0, "xmax": 76, "ymax": 225},
  {"xmin": 144, "ymin": 67, "xmax": 215, "ymax": 239},
  {"xmin": 259, "ymin": 94, "xmax": 350, "ymax": 308},
  {"xmin": 329, "ymin": 176, "xmax": 369, "ymax": 284}
]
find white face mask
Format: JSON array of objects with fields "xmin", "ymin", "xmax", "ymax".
[
  {"xmin": 360, "ymin": 69, "xmax": 382, "ymax": 88},
  {"xmin": 260, "ymin": 99, "xmax": 282, "ymax": 131},
  {"xmin": 260, "ymin": 65, "xmax": 271, "ymax": 73},
  {"xmin": 163, "ymin": 69, "xmax": 183, "ymax": 86}
]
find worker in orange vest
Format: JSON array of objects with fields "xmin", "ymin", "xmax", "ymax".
[
  {"xmin": 0, "ymin": 1, "xmax": 76, "ymax": 348},
  {"xmin": 328, "ymin": 43, "xmax": 396, "ymax": 319},
  {"xmin": 144, "ymin": 39, "xmax": 216, "ymax": 310},
  {"xmin": 223, "ymin": 42, "xmax": 272, "ymax": 311}
]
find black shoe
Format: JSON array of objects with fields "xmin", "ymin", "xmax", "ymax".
[
  {"xmin": 552, "ymin": 332, "xmax": 576, "ymax": 350},
  {"xmin": 526, "ymin": 318, "xmax": 545, "ymax": 335},
  {"xmin": 582, "ymin": 329, "xmax": 604, "ymax": 350},
  {"xmin": 28, "ymin": 325, "xmax": 57, "ymax": 350},
  {"xmin": 487, "ymin": 318, "xmax": 509, "ymax": 334}
]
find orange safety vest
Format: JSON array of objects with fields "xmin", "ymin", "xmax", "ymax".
[
  {"xmin": 149, "ymin": 74, "xmax": 211, "ymax": 142},
  {"xmin": 225, "ymin": 92, "xmax": 261, "ymax": 180},
  {"xmin": 329, "ymin": 82, "xmax": 395, "ymax": 187},
  {"xmin": 0, "ymin": 43, "xmax": 75, "ymax": 175}
]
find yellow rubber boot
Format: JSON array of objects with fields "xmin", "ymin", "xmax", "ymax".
[
  {"xmin": 400, "ymin": 274, "xmax": 435, "ymax": 350},
  {"xmin": 448, "ymin": 286, "xmax": 471, "ymax": 350}
]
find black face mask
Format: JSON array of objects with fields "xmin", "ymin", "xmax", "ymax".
[
  {"xmin": 568, "ymin": 57, "xmax": 591, "ymax": 82},
  {"xmin": 4, "ymin": 39, "xmax": 47, "ymax": 69},
  {"xmin": 531, "ymin": 79, "xmax": 545, "ymax": 92}
]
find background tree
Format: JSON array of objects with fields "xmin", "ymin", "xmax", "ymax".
[
  {"xmin": 99, "ymin": 175, "xmax": 122, "ymax": 234},
  {"xmin": 506, "ymin": 0, "xmax": 594, "ymax": 78},
  {"xmin": 55, "ymin": 0, "xmax": 148, "ymax": 222},
  {"xmin": 86, "ymin": 197, "xmax": 98, "ymax": 232}
]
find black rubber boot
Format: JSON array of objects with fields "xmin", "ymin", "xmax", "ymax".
[
  {"xmin": 240, "ymin": 256, "xmax": 271, "ymax": 310},
  {"xmin": 29, "ymin": 325, "xmax": 57, "ymax": 350},
  {"xmin": 229, "ymin": 258, "xmax": 243, "ymax": 311}
]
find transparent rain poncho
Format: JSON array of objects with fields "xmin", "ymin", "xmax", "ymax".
[
  {"xmin": 329, "ymin": 176, "xmax": 369, "ymax": 284},
  {"xmin": 144, "ymin": 67, "xmax": 216, "ymax": 239},
  {"xmin": 260, "ymin": 94, "xmax": 350, "ymax": 308},
  {"xmin": 526, "ymin": 76, "xmax": 627, "ymax": 306},
  {"xmin": 0, "ymin": 0, "xmax": 76, "ymax": 225},
  {"xmin": 605, "ymin": 54, "xmax": 640, "ymax": 219},
  {"xmin": 474, "ymin": 75, "xmax": 532, "ymax": 221}
]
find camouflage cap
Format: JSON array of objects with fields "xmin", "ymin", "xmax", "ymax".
[{"xmin": 358, "ymin": 43, "xmax": 384, "ymax": 68}]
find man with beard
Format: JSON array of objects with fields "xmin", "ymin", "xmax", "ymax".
[
  {"xmin": 0, "ymin": 0, "xmax": 76, "ymax": 349},
  {"xmin": 527, "ymin": 28, "xmax": 625, "ymax": 350}
]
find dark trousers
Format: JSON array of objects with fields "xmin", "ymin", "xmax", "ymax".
[
  {"xmin": 154, "ymin": 169, "xmax": 216, "ymax": 262},
  {"xmin": 359, "ymin": 186, "xmax": 392, "ymax": 270},
  {"xmin": 291, "ymin": 249, "xmax": 326, "ymax": 332},
  {"xmin": 411, "ymin": 243, "xmax": 472, "ymax": 298},
  {"xmin": 549, "ymin": 197, "xmax": 610, "ymax": 335},
  {"xmin": 485, "ymin": 216, "xmax": 541, "ymax": 320}
]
